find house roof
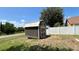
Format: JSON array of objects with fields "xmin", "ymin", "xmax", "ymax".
[
  {"xmin": 67, "ymin": 16, "xmax": 79, "ymax": 25},
  {"xmin": 24, "ymin": 21, "xmax": 40, "ymax": 28}
]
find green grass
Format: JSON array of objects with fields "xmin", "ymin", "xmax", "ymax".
[
  {"xmin": 0, "ymin": 35, "xmax": 40, "ymax": 51},
  {"xmin": 0, "ymin": 34, "xmax": 79, "ymax": 51}
]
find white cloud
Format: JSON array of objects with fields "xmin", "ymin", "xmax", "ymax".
[
  {"xmin": 64, "ymin": 16, "xmax": 71, "ymax": 19},
  {"xmin": 21, "ymin": 19, "xmax": 25, "ymax": 22},
  {"xmin": 0, "ymin": 19, "xmax": 18, "ymax": 27},
  {"xmin": 67, "ymin": 16, "xmax": 71, "ymax": 19},
  {"xmin": 9, "ymin": 21, "xmax": 18, "ymax": 27},
  {"xmin": 8, "ymin": 20, "xmax": 24, "ymax": 27},
  {"xmin": 19, "ymin": 19, "xmax": 26, "ymax": 27},
  {"xmin": 0, "ymin": 19, "xmax": 7, "ymax": 24},
  {"xmin": 0, "ymin": 19, "xmax": 26, "ymax": 27}
]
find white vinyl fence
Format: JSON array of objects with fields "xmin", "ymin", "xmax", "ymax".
[{"xmin": 46, "ymin": 26, "xmax": 79, "ymax": 35}]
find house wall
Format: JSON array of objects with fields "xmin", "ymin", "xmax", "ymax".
[
  {"xmin": 67, "ymin": 23, "xmax": 79, "ymax": 26},
  {"xmin": 67, "ymin": 22, "xmax": 73, "ymax": 26}
]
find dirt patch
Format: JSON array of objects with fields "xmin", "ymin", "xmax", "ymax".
[{"xmin": 30, "ymin": 35, "xmax": 79, "ymax": 51}]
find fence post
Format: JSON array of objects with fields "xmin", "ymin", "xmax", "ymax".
[{"xmin": 73, "ymin": 25, "xmax": 76, "ymax": 35}]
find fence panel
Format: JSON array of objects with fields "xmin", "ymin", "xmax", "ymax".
[
  {"xmin": 75, "ymin": 26, "xmax": 79, "ymax": 35},
  {"xmin": 46, "ymin": 26, "xmax": 79, "ymax": 35}
]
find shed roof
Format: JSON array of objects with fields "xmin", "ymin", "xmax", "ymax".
[{"xmin": 24, "ymin": 21, "xmax": 40, "ymax": 28}]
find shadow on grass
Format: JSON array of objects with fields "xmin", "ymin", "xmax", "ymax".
[
  {"xmin": 44, "ymin": 35, "xmax": 51, "ymax": 39},
  {"xmin": 27, "ymin": 35, "xmax": 51, "ymax": 39},
  {"xmin": 29, "ymin": 45, "xmax": 73, "ymax": 51},
  {"xmin": 29, "ymin": 45, "xmax": 53, "ymax": 51},
  {"xmin": 5, "ymin": 44, "xmax": 29, "ymax": 51},
  {"xmin": 4, "ymin": 44, "xmax": 73, "ymax": 51}
]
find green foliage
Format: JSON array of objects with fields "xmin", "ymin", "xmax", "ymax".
[
  {"xmin": 40, "ymin": 7, "xmax": 64, "ymax": 27},
  {"xmin": 54, "ymin": 22, "xmax": 61, "ymax": 27},
  {"xmin": 0, "ymin": 31, "xmax": 6, "ymax": 35},
  {"xmin": 0, "ymin": 22, "xmax": 3, "ymax": 32},
  {"xmin": 16, "ymin": 27, "xmax": 24, "ymax": 32},
  {"xmin": 0, "ymin": 22, "xmax": 24, "ymax": 35},
  {"xmin": 65, "ymin": 19, "xmax": 68, "ymax": 26},
  {"xmin": 2, "ymin": 22, "xmax": 16, "ymax": 34},
  {"xmin": 0, "ymin": 31, "xmax": 2, "ymax": 35}
]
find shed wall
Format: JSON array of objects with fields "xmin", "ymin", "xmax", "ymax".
[
  {"xmin": 24, "ymin": 21, "xmax": 46, "ymax": 39},
  {"xmin": 25, "ymin": 27, "xmax": 38, "ymax": 38},
  {"xmin": 39, "ymin": 21, "xmax": 46, "ymax": 39}
]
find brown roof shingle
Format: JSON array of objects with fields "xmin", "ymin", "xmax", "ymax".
[{"xmin": 67, "ymin": 16, "xmax": 79, "ymax": 25}]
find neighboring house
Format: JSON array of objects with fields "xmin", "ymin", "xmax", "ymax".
[
  {"xmin": 66, "ymin": 16, "xmax": 79, "ymax": 26},
  {"xmin": 24, "ymin": 20, "xmax": 46, "ymax": 39}
]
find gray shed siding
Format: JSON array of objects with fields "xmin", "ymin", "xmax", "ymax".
[
  {"xmin": 24, "ymin": 21, "xmax": 46, "ymax": 39},
  {"xmin": 25, "ymin": 27, "xmax": 38, "ymax": 38},
  {"xmin": 39, "ymin": 21, "xmax": 46, "ymax": 39}
]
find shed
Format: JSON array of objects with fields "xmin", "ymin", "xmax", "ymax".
[{"xmin": 24, "ymin": 20, "xmax": 46, "ymax": 39}]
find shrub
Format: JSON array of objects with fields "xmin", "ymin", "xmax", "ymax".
[{"xmin": 0, "ymin": 31, "xmax": 6, "ymax": 35}]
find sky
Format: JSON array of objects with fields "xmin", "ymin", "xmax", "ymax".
[
  {"xmin": 0, "ymin": 7, "xmax": 79, "ymax": 27},
  {"xmin": 64, "ymin": 7, "xmax": 79, "ymax": 18},
  {"xmin": 0, "ymin": 7, "xmax": 44, "ymax": 27}
]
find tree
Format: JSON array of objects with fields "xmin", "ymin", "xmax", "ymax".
[
  {"xmin": 0, "ymin": 22, "xmax": 25, "ymax": 35},
  {"xmin": 16, "ymin": 27, "xmax": 24, "ymax": 32},
  {"xmin": 40, "ymin": 7, "xmax": 64, "ymax": 27},
  {"xmin": 3, "ymin": 22, "xmax": 16, "ymax": 34},
  {"xmin": 0, "ymin": 22, "xmax": 2, "ymax": 35},
  {"xmin": 65, "ymin": 19, "xmax": 68, "ymax": 26},
  {"xmin": 0, "ymin": 22, "xmax": 2, "ymax": 31}
]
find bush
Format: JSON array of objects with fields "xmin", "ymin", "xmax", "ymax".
[
  {"xmin": 0, "ymin": 22, "xmax": 24, "ymax": 35},
  {"xmin": 0, "ymin": 31, "xmax": 2, "ymax": 35},
  {"xmin": 16, "ymin": 27, "xmax": 24, "ymax": 33},
  {"xmin": 0, "ymin": 31, "xmax": 6, "ymax": 35}
]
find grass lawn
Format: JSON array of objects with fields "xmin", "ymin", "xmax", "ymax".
[{"xmin": 0, "ymin": 34, "xmax": 79, "ymax": 51}]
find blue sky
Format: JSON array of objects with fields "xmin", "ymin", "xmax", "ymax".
[
  {"xmin": 63, "ymin": 7, "xmax": 79, "ymax": 23},
  {"xmin": 0, "ymin": 7, "xmax": 44, "ymax": 27},
  {"xmin": 0, "ymin": 7, "xmax": 79, "ymax": 27},
  {"xmin": 64, "ymin": 7, "xmax": 79, "ymax": 18}
]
